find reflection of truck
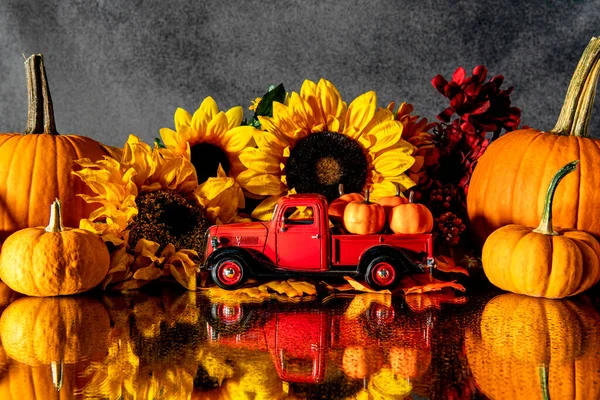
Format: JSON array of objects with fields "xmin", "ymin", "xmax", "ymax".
[
  {"xmin": 204, "ymin": 300, "xmax": 433, "ymax": 385},
  {"xmin": 204, "ymin": 194, "xmax": 434, "ymax": 290}
]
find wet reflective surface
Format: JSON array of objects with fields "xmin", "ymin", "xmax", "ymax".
[{"xmin": 0, "ymin": 278, "xmax": 599, "ymax": 399}]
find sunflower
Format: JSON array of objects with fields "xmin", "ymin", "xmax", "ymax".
[
  {"xmin": 388, "ymin": 101, "xmax": 439, "ymax": 185},
  {"xmin": 237, "ymin": 79, "xmax": 417, "ymax": 220},
  {"xmin": 73, "ymin": 135, "xmax": 245, "ymax": 290},
  {"xmin": 159, "ymin": 96, "xmax": 257, "ymax": 183}
]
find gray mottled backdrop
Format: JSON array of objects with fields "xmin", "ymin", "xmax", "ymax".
[{"xmin": 1, "ymin": 0, "xmax": 599, "ymax": 146}]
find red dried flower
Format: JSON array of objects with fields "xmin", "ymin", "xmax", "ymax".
[{"xmin": 432, "ymin": 65, "xmax": 521, "ymax": 137}]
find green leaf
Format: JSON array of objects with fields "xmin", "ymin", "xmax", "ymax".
[
  {"xmin": 254, "ymin": 83, "xmax": 286, "ymax": 118},
  {"xmin": 154, "ymin": 137, "xmax": 166, "ymax": 148}
]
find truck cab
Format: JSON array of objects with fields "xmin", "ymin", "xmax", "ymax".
[{"xmin": 204, "ymin": 194, "xmax": 433, "ymax": 290}]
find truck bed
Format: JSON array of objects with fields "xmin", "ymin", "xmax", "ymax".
[{"xmin": 330, "ymin": 233, "xmax": 433, "ymax": 267}]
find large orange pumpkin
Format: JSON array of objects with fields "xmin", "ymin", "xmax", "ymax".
[
  {"xmin": 468, "ymin": 37, "xmax": 600, "ymax": 243},
  {"xmin": 0, "ymin": 55, "xmax": 108, "ymax": 241},
  {"xmin": 482, "ymin": 161, "xmax": 600, "ymax": 298}
]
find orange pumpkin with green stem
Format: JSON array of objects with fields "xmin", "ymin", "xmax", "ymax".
[
  {"xmin": 482, "ymin": 160, "xmax": 600, "ymax": 298},
  {"xmin": 468, "ymin": 37, "xmax": 600, "ymax": 243},
  {"xmin": 343, "ymin": 189, "xmax": 385, "ymax": 235},
  {"xmin": 378, "ymin": 182, "xmax": 407, "ymax": 217},
  {"xmin": 329, "ymin": 183, "xmax": 364, "ymax": 222},
  {"xmin": 0, "ymin": 199, "xmax": 110, "ymax": 297},
  {"xmin": 0, "ymin": 54, "xmax": 109, "ymax": 242},
  {"xmin": 389, "ymin": 191, "xmax": 433, "ymax": 234}
]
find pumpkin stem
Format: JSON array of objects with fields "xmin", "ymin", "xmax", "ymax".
[
  {"xmin": 408, "ymin": 191, "xmax": 414, "ymax": 204},
  {"xmin": 394, "ymin": 182, "xmax": 401, "ymax": 196},
  {"xmin": 533, "ymin": 160, "xmax": 579, "ymax": 235},
  {"xmin": 338, "ymin": 183, "xmax": 344, "ymax": 196},
  {"xmin": 551, "ymin": 37, "xmax": 600, "ymax": 137},
  {"xmin": 45, "ymin": 199, "xmax": 64, "ymax": 233},
  {"xmin": 364, "ymin": 189, "xmax": 371, "ymax": 204},
  {"xmin": 51, "ymin": 360, "xmax": 64, "ymax": 391},
  {"xmin": 24, "ymin": 54, "xmax": 58, "ymax": 135}
]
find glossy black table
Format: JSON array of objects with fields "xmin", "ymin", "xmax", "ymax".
[{"xmin": 0, "ymin": 275, "xmax": 598, "ymax": 400}]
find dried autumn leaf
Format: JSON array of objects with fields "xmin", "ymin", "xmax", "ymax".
[
  {"xmin": 435, "ymin": 256, "xmax": 470, "ymax": 275},
  {"xmin": 203, "ymin": 279, "xmax": 317, "ymax": 303},
  {"xmin": 399, "ymin": 273, "xmax": 466, "ymax": 295}
]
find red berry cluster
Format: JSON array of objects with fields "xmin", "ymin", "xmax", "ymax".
[{"xmin": 435, "ymin": 212, "xmax": 466, "ymax": 246}]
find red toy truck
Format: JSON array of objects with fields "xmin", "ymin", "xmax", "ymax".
[{"xmin": 203, "ymin": 193, "xmax": 434, "ymax": 290}]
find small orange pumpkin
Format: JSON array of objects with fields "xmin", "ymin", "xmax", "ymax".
[
  {"xmin": 377, "ymin": 182, "xmax": 408, "ymax": 217},
  {"xmin": 329, "ymin": 183, "xmax": 364, "ymax": 222},
  {"xmin": 389, "ymin": 191, "xmax": 433, "ymax": 234},
  {"xmin": 0, "ymin": 199, "xmax": 110, "ymax": 297},
  {"xmin": 343, "ymin": 189, "xmax": 385, "ymax": 235},
  {"xmin": 482, "ymin": 160, "xmax": 600, "ymax": 299}
]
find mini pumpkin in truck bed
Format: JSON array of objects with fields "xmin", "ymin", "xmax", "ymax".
[{"xmin": 203, "ymin": 194, "xmax": 434, "ymax": 290}]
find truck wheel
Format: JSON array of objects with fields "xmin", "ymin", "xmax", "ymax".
[
  {"xmin": 211, "ymin": 256, "xmax": 248, "ymax": 290},
  {"xmin": 365, "ymin": 256, "xmax": 400, "ymax": 291}
]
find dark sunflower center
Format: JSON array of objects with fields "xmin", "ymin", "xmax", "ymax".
[
  {"xmin": 286, "ymin": 131, "xmax": 368, "ymax": 202},
  {"xmin": 190, "ymin": 143, "xmax": 230, "ymax": 183},
  {"xmin": 127, "ymin": 190, "xmax": 210, "ymax": 255}
]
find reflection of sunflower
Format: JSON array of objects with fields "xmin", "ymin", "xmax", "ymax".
[
  {"xmin": 237, "ymin": 79, "xmax": 416, "ymax": 219},
  {"xmin": 73, "ymin": 135, "xmax": 245, "ymax": 290},
  {"xmin": 159, "ymin": 97, "xmax": 256, "ymax": 183}
]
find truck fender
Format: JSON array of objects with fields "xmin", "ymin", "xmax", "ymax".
[
  {"xmin": 205, "ymin": 247, "xmax": 269, "ymax": 276},
  {"xmin": 357, "ymin": 245, "xmax": 423, "ymax": 275}
]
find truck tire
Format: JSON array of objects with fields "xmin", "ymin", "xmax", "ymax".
[
  {"xmin": 211, "ymin": 255, "xmax": 248, "ymax": 290},
  {"xmin": 364, "ymin": 255, "xmax": 401, "ymax": 291}
]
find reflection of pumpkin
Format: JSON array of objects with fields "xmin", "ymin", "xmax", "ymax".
[
  {"xmin": 0, "ymin": 362, "xmax": 87, "ymax": 400},
  {"xmin": 466, "ymin": 294, "xmax": 600, "ymax": 399},
  {"xmin": 0, "ymin": 55, "xmax": 108, "ymax": 242},
  {"xmin": 0, "ymin": 296, "xmax": 110, "ymax": 365},
  {"xmin": 389, "ymin": 346, "xmax": 431, "ymax": 379},
  {"xmin": 479, "ymin": 294, "xmax": 586, "ymax": 364},
  {"xmin": 342, "ymin": 346, "xmax": 383, "ymax": 379}
]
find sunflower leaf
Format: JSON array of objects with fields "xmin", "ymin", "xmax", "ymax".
[
  {"xmin": 154, "ymin": 137, "xmax": 166, "ymax": 148},
  {"xmin": 254, "ymin": 83, "xmax": 286, "ymax": 118}
]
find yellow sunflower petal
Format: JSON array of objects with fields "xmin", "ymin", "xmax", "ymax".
[
  {"xmin": 190, "ymin": 107, "xmax": 212, "ymax": 134},
  {"xmin": 317, "ymin": 79, "xmax": 345, "ymax": 128},
  {"xmin": 370, "ymin": 178, "xmax": 416, "ymax": 200},
  {"xmin": 220, "ymin": 126, "xmax": 256, "ymax": 153},
  {"xmin": 361, "ymin": 121, "xmax": 403, "ymax": 153},
  {"xmin": 169, "ymin": 264, "xmax": 196, "ymax": 291},
  {"xmin": 225, "ymin": 106, "xmax": 244, "ymax": 130},
  {"xmin": 205, "ymin": 111, "xmax": 229, "ymax": 143},
  {"xmin": 174, "ymin": 108, "xmax": 192, "ymax": 130},
  {"xmin": 372, "ymin": 150, "xmax": 415, "ymax": 176},
  {"xmin": 344, "ymin": 91, "xmax": 377, "ymax": 139},
  {"xmin": 199, "ymin": 96, "xmax": 219, "ymax": 119},
  {"xmin": 236, "ymin": 170, "xmax": 284, "ymax": 196},
  {"xmin": 239, "ymin": 148, "xmax": 282, "ymax": 174}
]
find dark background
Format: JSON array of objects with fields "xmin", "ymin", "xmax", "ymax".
[{"xmin": 1, "ymin": 0, "xmax": 599, "ymax": 146}]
